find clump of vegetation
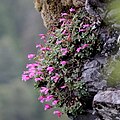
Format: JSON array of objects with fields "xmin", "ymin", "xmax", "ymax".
[{"xmin": 22, "ymin": 8, "xmax": 103, "ymax": 117}]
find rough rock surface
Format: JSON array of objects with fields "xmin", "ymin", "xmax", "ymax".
[
  {"xmin": 81, "ymin": 59, "xmax": 107, "ymax": 93},
  {"xmin": 93, "ymin": 90, "xmax": 120, "ymax": 120},
  {"xmin": 72, "ymin": 112, "xmax": 99, "ymax": 120}
]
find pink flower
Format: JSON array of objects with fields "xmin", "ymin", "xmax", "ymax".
[
  {"xmin": 61, "ymin": 13, "xmax": 68, "ymax": 16},
  {"xmin": 60, "ymin": 85, "xmax": 66, "ymax": 89},
  {"xmin": 29, "ymin": 72, "xmax": 35, "ymax": 78},
  {"xmin": 44, "ymin": 104, "xmax": 52, "ymax": 110},
  {"xmin": 35, "ymin": 77, "xmax": 44, "ymax": 82},
  {"xmin": 61, "ymin": 21, "xmax": 65, "ymax": 27},
  {"xmin": 47, "ymin": 67, "xmax": 54, "ymax": 74},
  {"xmin": 36, "ymin": 44, "xmax": 42, "ymax": 48},
  {"xmin": 76, "ymin": 44, "xmax": 89, "ymax": 52},
  {"xmin": 62, "ymin": 29, "xmax": 67, "ymax": 35},
  {"xmin": 83, "ymin": 24, "xmax": 90, "ymax": 28},
  {"xmin": 52, "ymin": 100, "xmax": 59, "ymax": 105},
  {"xmin": 22, "ymin": 74, "xmax": 30, "ymax": 81},
  {"xmin": 82, "ymin": 44, "xmax": 89, "ymax": 49},
  {"xmin": 36, "ymin": 71, "xmax": 43, "ymax": 75},
  {"xmin": 40, "ymin": 47, "xmax": 51, "ymax": 51},
  {"xmin": 46, "ymin": 95, "xmax": 53, "ymax": 102},
  {"xmin": 51, "ymin": 73, "xmax": 60, "ymax": 83},
  {"xmin": 76, "ymin": 47, "xmax": 82, "ymax": 52},
  {"xmin": 28, "ymin": 54, "xmax": 35, "ymax": 60},
  {"xmin": 61, "ymin": 48, "xmax": 68, "ymax": 56},
  {"xmin": 38, "ymin": 96, "xmax": 46, "ymax": 103},
  {"xmin": 26, "ymin": 63, "xmax": 38, "ymax": 68},
  {"xmin": 70, "ymin": 8, "xmax": 75, "ymax": 12},
  {"xmin": 56, "ymin": 40, "xmax": 62, "ymax": 45},
  {"xmin": 38, "ymin": 34, "xmax": 46, "ymax": 39},
  {"xmin": 53, "ymin": 110, "xmax": 63, "ymax": 118},
  {"xmin": 59, "ymin": 18, "xmax": 66, "ymax": 22},
  {"xmin": 60, "ymin": 61, "xmax": 67, "ymax": 65},
  {"xmin": 40, "ymin": 87, "xmax": 49, "ymax": 95},
  {"xmin": 79, "ymin": 29, "xmax": 86, "ymax": 32}
]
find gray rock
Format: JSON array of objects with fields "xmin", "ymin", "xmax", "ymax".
[
  {"xmin": 81, "ymin": 60, "xmax": 107, "ymax": 93},
  {"xmin": 71, "ymin": 113, "xmax": 99, "ymax": 120},
  {"xmin": 95, "ymin": 56, "xmax": 107, "ymax": 65},
  {"xmin": 93, "ymin": 90, "xmax": 120, "ymax": 120}
]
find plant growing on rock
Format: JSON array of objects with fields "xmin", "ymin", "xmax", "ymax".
[{"xmin": 22, "ymin": 8, "xmax": 103, "ymax": 118}]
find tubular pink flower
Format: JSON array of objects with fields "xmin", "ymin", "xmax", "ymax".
[
  {"xmin": 79, "ymin": 29, "xmax": 86, "ymax": 32},
  {"xmin": 40, "ymin": 87, "xmax": 49, "ymax": 95},
  {"xmin": 36, "ymin": 44, "xmax": 42, "ymax": 48},
  {"xmin": 59, "ymin": 18, "xmax": 66, "ymax": 22},
  {"xmin": 61, "ymin": 48, "xmax": 68, "ymax": 56},
  {"xmin": 22, "ymin": 74, "xmax": 30, "ymax": 81},
  {"xmin": 60, "ymin": 85, "xmax": 66, "ymax": 89},
  {"xmin": 36, "ymin": 71, "xmax": 43, "ymax": 75},
  {"xmin": 56, "ymin": 40, "xmax": 62, "ymax": 45},
  {"xmin": 45, "ymin": 95, "xmax": 53, "ymax": 102},
  {"xmin": 51, "ymin": 73, "xmax": 60, "ymax": 83},
  {"xmin": 62, "ymin": 29, "xmax": 67, "ymax": 35},
  {"xmin": 76, "ymin": 44, "xmax": 89, "ymax": 52},
  {"xmin": 61, "ymin": 21, "xmax": 65, "ymax": 27},
  {"xmin": 23, "ymin": 71, "xmax": 29, "ymax": 74},
  {"xmin": 26, "ymin": 63, "xmax": 38, "ymax": 69},
  {"xmin": 82, "ymin": 44, "xmax": 89, "ymax": 49},
  {"xmin": 28, "ymin": 54, "xmax": 35, "ymax": 60},
  {"xmin": 70, "ymin": 8, "xmax": 75, "ymax": 12},
  {"xmin": 61, "ymin": 13, "xmax": 68, "ymax": 16},
  {"xmin": 27, "ymin": 63, "xmax": 38, "ymax": 68},
  {"xmin": 60, "ymin": 61, "xmax": 67, "ymax": 65},
  {"xmin": 53, "ymin": 110, "xmax": 63, "ymax": 118},
  {"xmin": 40, "ymin": 47, "xmax": 51, "ymax": 51},
  {"xmin": 44, "ymin": 104, "xmax": 52, "ymax": 110},
  {"xmin": 35, "ymin": 77, "xmax": 44, "ymax": 82},
  {"xmin": 38, "ymin": 34, "xmax": 46, "ymax": 39},
  {"xmin": 29, "ymin": 72, "xmax": 35, "ymax": 78},
  {"xmin": 83, "ymin": 24, "xmax": 90, "ymax": 28},
  {"xmin": 47, "ymin": 67, "xmax": 55, "ymax": 74},
  {"xmin": 38, "ymin": 96, "xmax": 46, "ymax": 103},
  {"xmin": 52, "ymin": 100, "xmax": 59, "ymax": 105},
  {"xmin": 76, "ymin": 47, "xmax": 82, "ymax": 52}
]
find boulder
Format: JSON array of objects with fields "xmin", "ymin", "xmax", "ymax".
[{"xmin": 93, "ymin": 90, "xmax": 120, "ymax": 120}]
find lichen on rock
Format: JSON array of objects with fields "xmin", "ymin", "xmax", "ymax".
[{"xmin": 34, "ymin": 0, "xmax": 85, "ymax": 28}]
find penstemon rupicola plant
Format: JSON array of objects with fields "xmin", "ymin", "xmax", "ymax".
[{"xmin": 22, "ymin": 8, "xmax": 103, "ymax": 118}]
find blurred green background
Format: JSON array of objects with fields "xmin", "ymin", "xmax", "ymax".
[
  {"xmin": 0, "ymin": 0, "xmax": 120, "ymax": 120},
  {"xmin": 0, "ymin": 0, "xmax": 68, "ymax": 120}
]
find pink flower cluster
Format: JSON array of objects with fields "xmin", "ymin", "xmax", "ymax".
[
  {"xmin": 22, "ymin": 60, "xmax": 45, "ymax": 82},
  {"xmin": 38, "ymin": 95, "xmax": 55, "ymax": 103},
  {"xmin": 22, "ymin": 8, "xmax": 83, "ymax": 118},
  {"xmin": 79, "ymin": 24, "xmax": 90, "ymax": 32},
  {"xmin": 40, "ymin": 87, "xmax": 49, "ymax": 95},
  {"xmin": 22, "ymin": 63, "xmax": 40, "ymax": 81},
  {"xmin": 47, "ymin": 66, "xmax": 54, "ymax": 74},
  {"xmin": 60, "ymin": 61, "xmax": 67, "ymax": 65},
  {"xmin": 51, "ymin": 73, "xmax": 60, "ymax": 83},
  {"xmin": 38, "ymin": 95, "xmax": 61, "ymax": 117}
]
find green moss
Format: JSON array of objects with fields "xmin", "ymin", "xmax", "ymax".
[{"xmin": 105, "ymin": 59, "xmax": 120, "ymax": 87}]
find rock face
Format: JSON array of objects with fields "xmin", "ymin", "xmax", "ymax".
[
  {"xmin": 81, "ymin": 59, "xmax": 107, "ymax": 93},
  {"xmin": 93, "ymin": 90, "xmax": 120, "ymax": 120}
]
